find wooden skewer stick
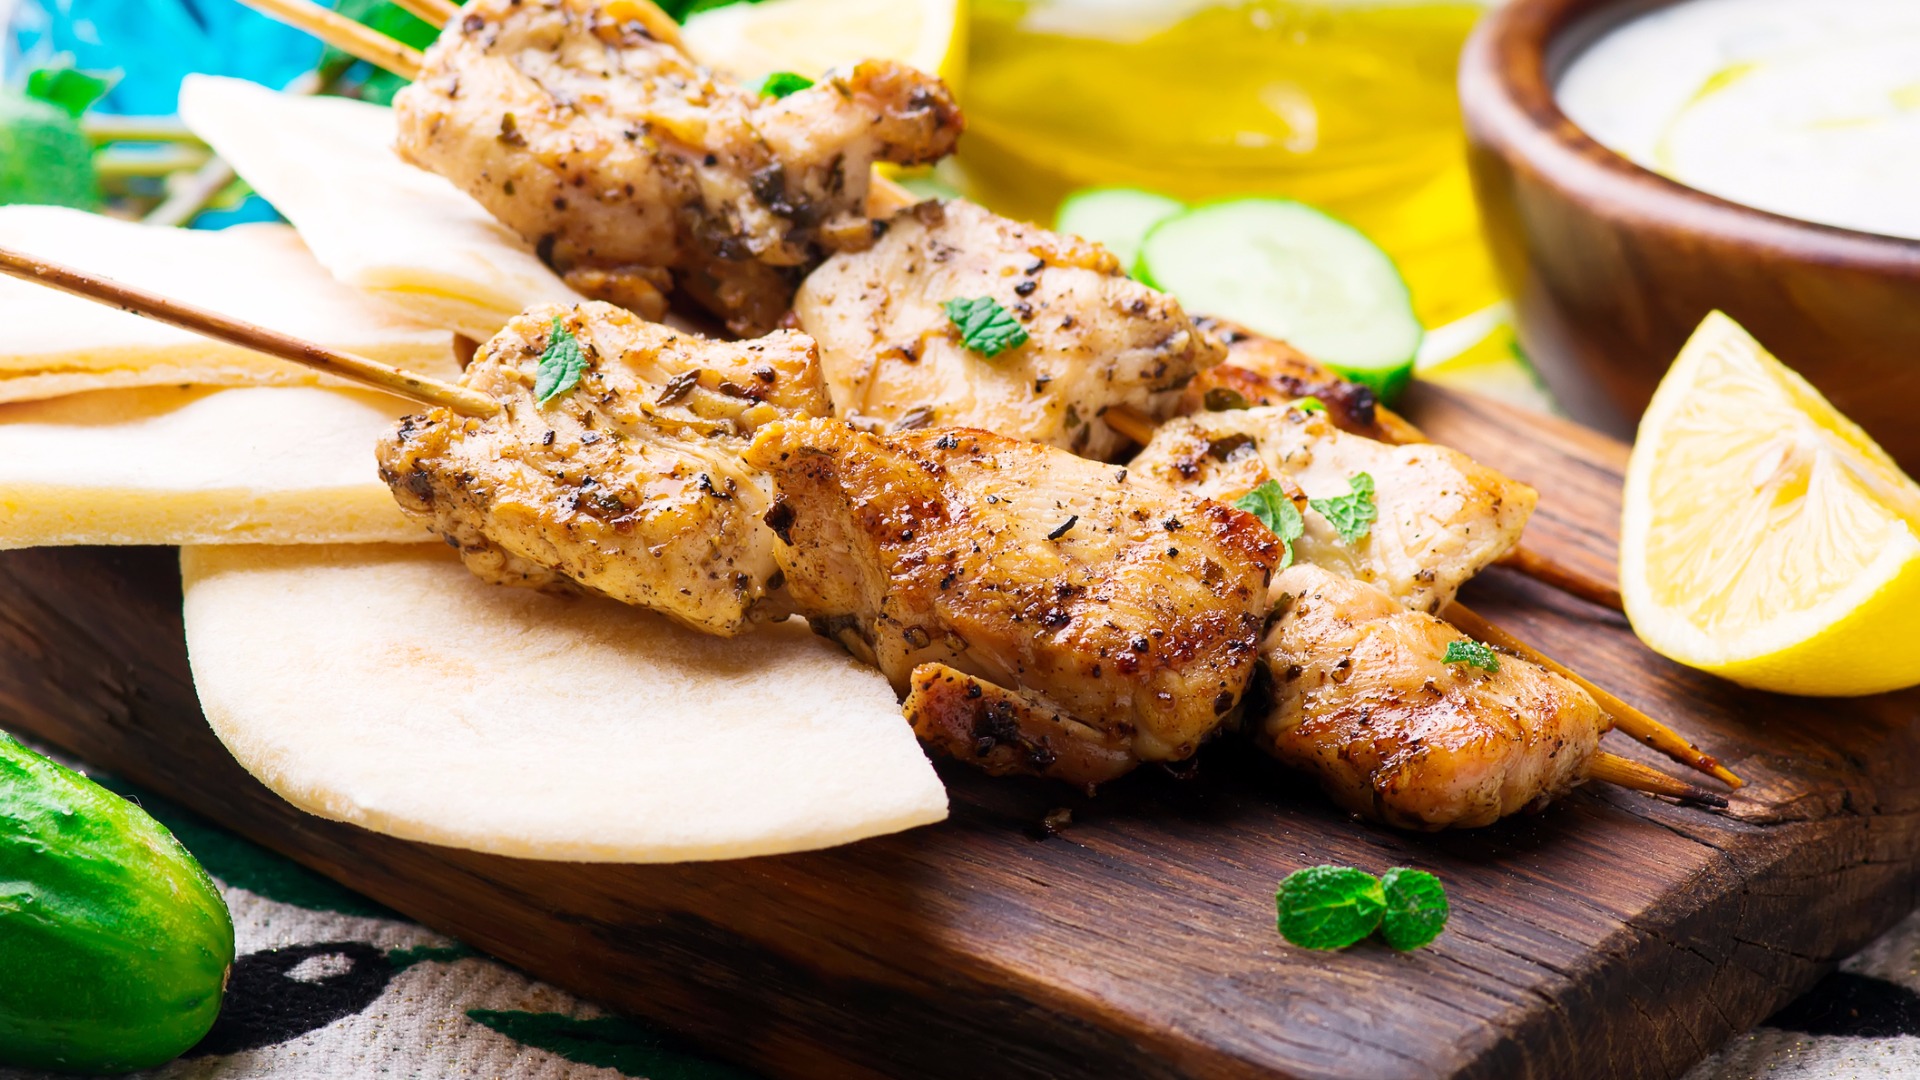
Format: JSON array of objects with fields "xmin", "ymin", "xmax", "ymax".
[
  {"xmin": 1496, "ymin": 545, "xmax": 1623, "ymax": 612},
  {"xmin": 1447, "ymin": 603, "xmax": 1743, "ymax": 789},
  {"xmin": 1589, "ymin": 751, "xmax": 1728, "ymax": 809},
  {"xmin": 0, "ymin": 244, "xmax": 499, "ymax": 419},
  {"xmin": 236, "ymin": 0, "xmax": 425, "ymax": 80},
  {"xmin": 392, "ymin": 0, "xmax": 461, "ymax": 29}
]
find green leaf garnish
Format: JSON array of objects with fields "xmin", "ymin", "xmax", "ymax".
[
  {"xmin": 1293, "ymin": 396, "xmax": 1326, "ymax": 414},
  {"xmin": 1276, "ymin": 866, "xmax": 1386, "ymax": 950},
  {"xmin": 25, "ymin": 66, "xmax": 112, "ymax": 118},
  {"xmin": 1231, "ymin": 480, "xmax": 1304, "ymax": 570},
  {"xmin": 1443, "ymin": 639, "xmax": 1500, "ymax": 672},
  {"xmin": 944, "ymin": 296, "xmax": 1030, "ymax": 358},
  {"xmin": 1309, "ymin": 472, "xmax": 1377, "ymax": 545},
  {"xmin": 756, "ymin": 71, "xmax": 815, "ymax": 98},
  {"xmin": 534, "ymin": 318, "xmax": 588, "ymax": 405},
  {"xmin": 1379, "ymin": 868, "xmax": 1450, "ymax": 950}
]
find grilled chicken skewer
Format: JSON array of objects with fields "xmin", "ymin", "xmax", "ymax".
[
  {"xmin": 394, "ymin": 0, "xmax": 962, "ymax": 336},
  {"xmin": 0, "ymin": 251, "xmax": 1726, "ymax": 817}
]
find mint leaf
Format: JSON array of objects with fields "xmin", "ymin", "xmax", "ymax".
[
  {"xmin": 1232, "ymin": 480, "xmax": 1304, "ymax": 569},
  {"xmin": 1276, "ymin": 866, "xmax": 1385, "ymax": 950},
  {"xmin": 756, "ymin": 71, "xmax": 815, "ymax": 98},
  {"xmin": 1309, "ymin": 471, "xmax": 1376, "ymax": 545},
  {"xmin": 0, "ymin": 91, "xmax": 98, "ymax": 210},
  {"xmin": 944, "ymin": 296, "xmax": 1029, "ymax": 358},
  {"xmin": 1443, "ymin": 639, "xmax": 1499, "ymax": 672},
  {"xmin": 25, "ymin": 67, "xmax": 112, "ymax": 118},
  {"xmin": 1379, "ymin": 868, "xmax": 1449, "ymax": 950},
  {"xmin": 534, "ymin": 318, "xmax": 588, "ymax": 405},
  {"xmin": 1293, "ymin": 396, "xmax": 1326, "ymax": 414}
]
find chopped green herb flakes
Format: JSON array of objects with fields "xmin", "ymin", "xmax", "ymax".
[
  {"xmin": 1442, "ymin": 639, "xmax": 1500, "ymax": 672},
  {"xmin": 1379, "ymin": 868, "xmax": 1450, "ymax": 950},
  {"xmin": 1293, "ymin": 396, "xmax": 1327, "ymax": 414},
  {"xmin": 534, "ymin": 318, "xmax": 588, "ymax": 405},
  {"xmin": 1276, "ymin": 865, "xmax": 1449, "ymax": 951},
  {"xmin": 1309, "ymin": 471, "xmax": 1377, "ymax": 545},
  {"xmin": 944, "ymin": 296, "xmax": 1030, "ymax": 357},
  {"xmin": 756, "ymin": 71, "xmax": 815, "ymax": 98},
  {"xmin": 1231, "ymin": 480, "xmax": 1304, "ymax": 569}
]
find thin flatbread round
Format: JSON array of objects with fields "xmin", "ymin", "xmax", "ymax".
[
  {"xmin": 180, "ymin": 75, "xmax": 583, "ymax": 342},
  {"xmin": 180, "ymin": 544, "xmax": 948, "ymax": 862},
  {"xmin": 0, "ymin": 386, "xmax": 431, "ymax": 549}
]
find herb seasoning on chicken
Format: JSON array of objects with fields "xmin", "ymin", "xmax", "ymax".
[
  {"xmin": 394, "ymin": 0, "xmax": 963, "ymax": 336},
  {"xmin": 377, "ymin": 301, "xmax": 831, "ymax": 636},
  {"xmin": 743, "ymin": 419, "xmax": 1278, "ymax": 787}
]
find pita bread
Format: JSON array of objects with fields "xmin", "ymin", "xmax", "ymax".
[
  {"xmin": 0, "ymin": 386, "xmax": 429, "ymax": 548},
  {"xmin": 179, "ymin": 76, "xmax": 584, "ymax": 341},
  {"xmin": 180, "ymin": 544, "xmax": 948, "ymax": 862},
  {"xmin": 0, "ymin": 208, "xmax": 455, "ymax": 403}
]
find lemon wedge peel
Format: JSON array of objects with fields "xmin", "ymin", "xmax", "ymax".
[{"xmin": 1621, "ymin": 312, "xmax": 1920, "ymax": 697}]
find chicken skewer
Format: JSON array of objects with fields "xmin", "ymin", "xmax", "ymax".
[
  {"xmin": 250, "ymin": 0, "xmax": 1627, "ymax": 616},
  {"xmin": 0, "ymin": 252, "xmax": 1723, "ymax": 815}
]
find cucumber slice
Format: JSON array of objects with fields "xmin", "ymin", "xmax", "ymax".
[
  {"xmin": 1136, "ymin": 198, "xmax": 1423, "ymax": 402},
  {"xmin": 1054, "ymin": 187, "xmax": 1186, "ymax": 271}
]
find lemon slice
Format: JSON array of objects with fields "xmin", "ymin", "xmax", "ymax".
[
  {"xmin": 682, "ymin": 0, "xmax": 967, "ymax": 90},
  {"xmin": 1621, "ymin": 312, "xmax": 1920, "ymax": 696}
]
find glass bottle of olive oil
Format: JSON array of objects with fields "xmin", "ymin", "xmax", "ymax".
[{"xmin": 955, "ymin": 0, "xmax": 1500, "ymax": 332}]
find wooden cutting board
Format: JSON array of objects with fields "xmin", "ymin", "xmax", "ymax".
[{"xmin": 4, "ymin": 384, "xmax": 1917, "ymax": 1080}]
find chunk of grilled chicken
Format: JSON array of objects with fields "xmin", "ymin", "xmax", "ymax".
[
  {"xmin": 377, "ymin": 301, "xmax": 832, "ymax": 635},
  {"xmin": 395, "ymin": 0, "xmax": 962, "ymax": 337},
  {"xmin": 792, "ymin": 200, "xmax": 1224, "ymax": 460},
  {"xmin": 1254, "ymin": 565, "xmax": 1603, "ymax": 829},
  {"xmin": 1132, "ymin": 404, "xmax": 1535, "ymax": 614},
  {"xmin": 1180, "ymin": 317, "xmax": 1426, "ymax": 446},
  {"xmin": 742, "ymin": 419, "xmax": 1279, "ymax": 786}
]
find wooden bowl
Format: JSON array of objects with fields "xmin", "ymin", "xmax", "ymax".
[{"xmin": 1459, "ymin": 0, "xmax": 1920, "ymax": 472}]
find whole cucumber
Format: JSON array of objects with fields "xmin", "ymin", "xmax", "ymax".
[{"xmin": 0, "ymin": 732, "xmax": 233, "ymax": 1073}]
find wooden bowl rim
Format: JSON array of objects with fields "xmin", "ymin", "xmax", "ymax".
[{"xmin": 1460, "ymin": 0, "xmax": 1920, "ymax": 273}]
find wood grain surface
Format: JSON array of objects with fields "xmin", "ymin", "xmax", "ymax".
[
  {"xmin": 1460, "ymin": 0, "xmax": 1920, "ymax": 472},
  {"xmin": 4, "ymin": 385, "xmax": 1918, "ymax": 1080}
]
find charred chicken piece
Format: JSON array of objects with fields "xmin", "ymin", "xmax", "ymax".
[
  {"xmin": 793, "ymin": 200, "xmax": 1224, "ymax": 460},
  {"xmin": 1254, "ymin": 565, "xmax": 1604, "ymax": 830},
  {"xmin": 377, "ymin": 300, "xmax": 832, "ymax": 635},
  {"xmin": 1132, "ymin": 403, "xmax": 1535, "ymax": 614},
  {"xmin": 1181, "ymin": 316, "xmax": 1426, "ymax": 445},
  {"xmin": 742, "ymin": 419, "xmax": 1279, "ymax": 787},
  {"xmin": 395, "ymin": 0, "xmax": 963, "ymax": 336}
]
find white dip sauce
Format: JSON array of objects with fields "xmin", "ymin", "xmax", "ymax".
[{"xmin": 1557, "ymin": 0, "xmax": 1920, "ymax": 240}]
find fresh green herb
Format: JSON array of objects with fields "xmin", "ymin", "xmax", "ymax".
[
  {"xmin": 1232, "ymin": 480, "xmax": 1304, "ymax": 569},
  {"xmin": 944, "ymin": 296, "xmax": 1030, "ymax": 358},
  {"xmin": 1443, "ymin": 639, "xmax": 1500, "ymax": 672},
  {"xmin": 1379, "ymin": 868, "xmax": 1450, "ymax": 950},
  {"xmin": 1276, "ymin": 865, "xmax": 1450, "ymax": 951},
  {"xmin": 756, "ymin": 71, "xmax": 815, "ymax": 98},
  {"xmin": 534, "ymin": 318, "xmax": 588, "ymax": 405},
  {"xmin": 1275, "ymin": 866, "xmax": 1386, "ymax": 950},
  {"xmin": 24, "ymin": 66, "xmax": 112, "ymax": 118},
  {"xmin": 1293, "ymin": 396, "xmax": 1327, "ymax": 414},
  {"xmin": 1309, "ymin": 472, "xmax": 1377, "ymax": 545}
]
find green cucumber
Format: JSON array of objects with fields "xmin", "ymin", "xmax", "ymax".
[
  {"xmin": 1136, "ymin": 198, "xmax": 1423, "ymax": 403},
  {"xmin": 1054, "ymin": 187, "xmax": 1186, "ymax": 271},
  {"xmin": 0, "ymin": 732, "xmax": 233, "ymax": 1073}
]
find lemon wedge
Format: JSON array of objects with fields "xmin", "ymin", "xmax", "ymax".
[
  {"xmin": 1621, "ymin": 312, "xmax": 1920, "ymax": 696},
  {"xmin": 682, "ymin": 0, "xmax": 966, "ymax": 90}
]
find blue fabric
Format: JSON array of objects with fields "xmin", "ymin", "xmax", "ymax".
[{"xmin": 10, "ymin": 0, "xmax": 327, "ymax": 115}]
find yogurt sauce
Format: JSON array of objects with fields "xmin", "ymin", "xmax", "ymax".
[{"xmin": 1557, "ymin": 0, "xmax": 1920, "ymax": 241}]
